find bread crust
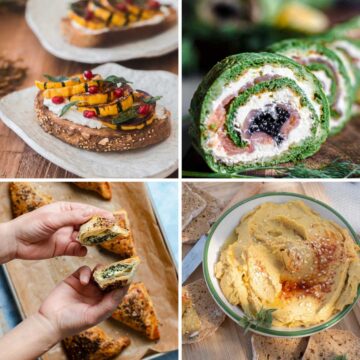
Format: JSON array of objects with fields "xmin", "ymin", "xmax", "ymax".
[
  {"xmin": 35, "ymin": 91, "xmax": 171, "ymax": 152},
  {"xmin": 61, "ymin": 7, "xmax": 177, "ymax": 48}
]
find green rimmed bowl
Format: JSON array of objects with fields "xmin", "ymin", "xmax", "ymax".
[{"xmin": 203, "ymin": 192, "xmax": 360, "ymax": 337}]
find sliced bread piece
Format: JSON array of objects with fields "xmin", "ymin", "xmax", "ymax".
[
  {"xmin": 182, "ymin": 183, "xmax": 207, "ymax": 230},
  {"xmin": 182, "ymin": 278, "xmax": 226, "ymax": 344},
  {"xmin": 302, "ymin": 329, "xmax": 360, "ymax": 360},
  {"xmin": 182, "ymin": 184, "xmax": 222, "ymax": 244},
  {"xmin": 251, "ymin": 334, "xmax": 308, "ymax": 360}
]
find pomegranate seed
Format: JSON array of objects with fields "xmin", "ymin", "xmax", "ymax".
[
  {"xmin": 138, "ymin": 104, "xmax": 151, "ymax": 115},
  {"xmin": 148, "ymin": 0, "xmax": 160, "ymax": 9},
  {"xmin": 88, "ymin": 85, "xmax": 99, "ymax": 94},
  {"xmin": 114, "ymin": 88, "xmax": 124, "ymax": 98},
  {"xmin": 52, "ymin": 96, "xmax": 65, "ymax": 104},
  {"xmin": 83, "ymin": 70, "xmax": 94, "ymax": 80},
  {"xmin": 85, "ymin": 10, "xmax": 94, "ymax": 21},
  {"xmin": 83, "ymin": 110, "xmax": 97, "ymax": 118},
  {"xmin": 116, "ymin": 3, "xmax": 127, "ymax": 11}
]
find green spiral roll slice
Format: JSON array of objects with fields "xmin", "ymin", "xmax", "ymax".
[
  {"xmin": 270, "ymin": 39, "xmax": 353, "ymax": 135},
  {"xmin": 190, "ymin": 52, "xmax": 329, "ymax": 174}
]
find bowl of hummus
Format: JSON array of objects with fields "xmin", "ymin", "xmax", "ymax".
[{"xmin": 203, "ymin": 192, "xmax": 360, "ymax": 337}]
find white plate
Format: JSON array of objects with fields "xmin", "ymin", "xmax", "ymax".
[
  {"xmin": 25, "ymin": 0, "xmax": 178, "ymax": 63},
  {"xmin": 0, "ymin": 63, "xmax": 178, "ymax": 178},
  {"xmin": 204, "ymin": 192, "xmax": 359, "ymax": 337}
]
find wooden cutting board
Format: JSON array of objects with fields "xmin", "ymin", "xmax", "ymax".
[{"xmin": 182, "ymin": 182, "xmax": 360, "ymax": 360}]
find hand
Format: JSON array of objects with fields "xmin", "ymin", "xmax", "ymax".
[
  {"xmin": 39, "ymin": 266, "xmax": 127, "ymax": 339},
  {"xmin": 4, "ymin": 202, "xmax": 114, "ymax": 261}
]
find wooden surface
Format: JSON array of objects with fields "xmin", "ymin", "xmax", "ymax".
[
  {"xmin": 182, "ymin": 182, "xmax": 360, "ymax": 360},
  {"xmin": 0, "ymin": 6, "xmax": 178, "ymax": 178}
]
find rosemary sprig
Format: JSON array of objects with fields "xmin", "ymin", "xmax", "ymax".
[
  {"xmin": 238, "ymin": 308, "xmax": 276, "ymax": 334},
  {"xmin": 60, "ymin": 101, "xmax": 79, "ymax": 117},
  {"xmin": 104, "ymin": 75, "xmax": 132, "ymax": 85},
  {"xmin": 333, "ymin": 356, "xmax": 347, "ymax": 360}
]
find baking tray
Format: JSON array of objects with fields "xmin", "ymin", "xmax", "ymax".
[{"xmin": 2, "ymin": 185, "xmax": 178, "ymax": 360}]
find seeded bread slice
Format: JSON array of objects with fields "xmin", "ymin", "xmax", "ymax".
[
  {"xmin": 182, "ymin": 278, "xmax": 226, "ymax": 344},
  {"xmin": 35, "ymin": 91, "xmax": 171, "ymax": 152},
  {"xmin": 61, "ymin": 7, "xmax": 177, "ymax": 48},
  {"xmin": 251, "ymin": 334, "xmax": 308, "ymax": 360},
  {"xmin": 302, "ymin": 329, "xmax": 360, "ymax": 360},
  {"xmin": 182, "ymin": 183, "xmax": 207, "ymax": 230},
  {"xmin": 182, "ymin": 184, "xmax": 222, "ymax": 244}
]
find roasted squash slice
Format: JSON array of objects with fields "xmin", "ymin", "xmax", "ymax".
[
  {"xmin": 78, "ymin": 94, "xmax": 134, "ymax": 117},
  {"xmin": 42, "ymin": 80, "xmax": 102, "ymax": 99},
  {"xmin": 35, "ymin": 75, "xmax": 86, "ymax": 90},
  {"xmin": 88, "ymin": 1, "xmax": 128, "ymax": 27},
  {"xmin": 101, "ymin": 114, "xmax": 155, "ymax": 131},
  {"xmin": 68, "ymin": 10, "xmax": 107, "ymax": 30}
]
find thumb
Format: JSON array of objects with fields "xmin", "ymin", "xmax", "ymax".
[{"xmin": 88, "ymin": 287, "xmax": 128, "ymax": 324}]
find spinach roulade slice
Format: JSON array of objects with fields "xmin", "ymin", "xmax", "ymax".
[
  {"xmin": 270, "ymin": 39, "xmax": 354, "ymax": 135},
  {"xmin": 190, "ymin": 52, "xmax": 329, "ymax": 174}
]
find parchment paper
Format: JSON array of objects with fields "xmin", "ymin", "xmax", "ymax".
[{"xmin": 0, "ymin": 182, "xmax": 178, "ymax": 360}]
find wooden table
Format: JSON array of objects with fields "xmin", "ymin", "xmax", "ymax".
[
  {"xmin": 182, "ymin": 182, "xmax": 360, "ymax": 360},
  {"xmin": 0, "ymin": 5, "xmax": 178, "ymax": 178}
]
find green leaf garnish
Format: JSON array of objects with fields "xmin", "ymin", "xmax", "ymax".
[
  {"xmin": 111, "ymin": 107, "xmax": 139, "ymax": 125},
  {"xmin": 104, "ymin": 75, "xmax": 132, "ymax": 85},
  {"xmin": 238, "ymin": 308, "xmax": 276, "ymax": 334},
  {"xmin": 43, "ymin": 74, "xmax": 69, "ymax": 82},
  {"xmin": 143, "ymin": 96, "xmax": 162, "ymax": 104},
  {"xmin": 333, "ymin": 356, "xmax": 347, "ymax": 360},
  {"xmin": 59, "ymin": 101, "xmax": 79, "ymax": 117}
]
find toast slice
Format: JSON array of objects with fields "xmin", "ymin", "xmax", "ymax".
[
  {"xmin": 100, "ymin": 209, "xmax": 136, "ymax": 259},
  {"xmin": 251, "ymin": 334, "xmax": 308, "ymax": 360},
  {"xmin": 182, "ymin": 184, "xmax": 222, "ymax": 244},
  {"xmin": 112, "ymin": 282, "xmax": 160, "ymax": 340},
  {"xmin": 93, "ymin": 256, "xmax": 140, "ymax": 291},
  {"xmin": 182, "ymin": 278, "xmax": 225, "ymax": 344},
  {"xmin": 302, "ymin": 329, "xmax": 360, "ymax": 360},
  {"xmin": 61, "ymin": 7, "xmax": 177, "ymax": 48},
  {"xmin": 77, "ymin": 215, "xmax": 129, "ymax": 246},
  {"xmin": 63, "ymin": 326, "xmax": 130, "ymax": 360},
  {"xmin": 35, "ymin": 91, "xmax": 171, "ymax": 152},
  {"xmin": 182, "ymin": 183, "xmax": 207, "ymax": 230},
  {"xmin": 9, "ymin": 182, "xmax": 52, "ymax": 218},
  {"xmin": 73, "ymin": 182, "xmax": 112, "ymax": 200}
]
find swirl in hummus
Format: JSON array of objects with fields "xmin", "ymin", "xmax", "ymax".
[{"xmin": 215, "ymin": 200, "xmax": 360, "ymax": 328}]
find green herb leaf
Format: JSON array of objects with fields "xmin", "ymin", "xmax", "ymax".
[
  {"xmin": 333, "ymin": 356, "xmax": 347, "ymax": 360},
  {"xmin": 238, "ymin": 308, "xmax": 276, "ymax": 334},
  {"xmin": 43, "ymin": 74, "xmax": 69, "ymax": 82},
  {"xmin": 143, "ymin": 95, "xmax": 162, "ymax": 104},
  {"xmin": 59, "ymin": 101, "xmax": 79, "ymax": 117},
  {"xmin": 104, "ymin": 75, "xmax": 132, "ymax": 85},
  {"xmin": 111, "ymin": 107, "xmax": 138, "ymax": 124}
]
